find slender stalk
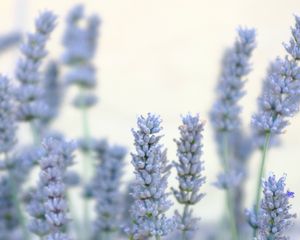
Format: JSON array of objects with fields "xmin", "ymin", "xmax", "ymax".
[
  {"xmin": 155, "ymin": 236, "xmax": 161, "ymax": 240},
  {"xmin": 30, "ymin": 122, "xmax": 40, "ymax": 145},
  {"xmin": 222, "ymin": 133, "xmax": 238, "ymax": 240},
  {"xmin": 253, "ymin": 132, "xmax": 271, "ymax": 237},
  {"xmin": 5, "ymin": 153, "xmax": 30, "ymax": 240},
  {"xmin": 181, "ymin": 204, "xmax": 189, "ymax": 240},
  {"xmin": 80, "ymin": 88, "xmax": 92, "ymax": 238}
]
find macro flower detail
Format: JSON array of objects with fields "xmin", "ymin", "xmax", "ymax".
[
  {"xmin": 127, "ymin": 113, "xmax": 174, "ymax": 239},
  {"xmin": 172, "ymin": 114, "xmax": 206, "ymax": 238},
  {"xmin": 257, "ymin": 174, "xmax": 296, "ymax": 240}
]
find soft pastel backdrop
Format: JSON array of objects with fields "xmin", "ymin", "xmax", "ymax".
[{"xmin": 1, "ymin": 0, "xmax": 300, "ymax": 227}]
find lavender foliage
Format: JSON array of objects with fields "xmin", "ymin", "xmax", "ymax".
[
  {"xmin": 127, "ymin": 113, "xmax": 174, "ymax": 239},
  {"xmin": 172, "ymin": 114, "xmax": 205, "ymax": 236}
]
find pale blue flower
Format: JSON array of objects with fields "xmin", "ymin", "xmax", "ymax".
[{"xmin": 127, "ymin": 113, "xmax": 174, "ymax": 239}]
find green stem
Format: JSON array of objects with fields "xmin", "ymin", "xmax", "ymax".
[
  {"xmin": 30, "ymin": 121, "xmax": 40, "ymax": 145},
  {"xmin": 222, "ymin": 133, "xmax": 238, "ymax": 240},
  {"xmin": 5, "ymin": 153, "xmax": 30, "ymax": 240},
  {"xmin": 181, "ymin": 205, "xmax": 189, "ymax": 240},
  {"xmin": 80, "ymin": 91, "xmax": 92, "ymax": 239},
  {"xmin": 253, "ymin": 132, "xmax": 271, "ymax": 237},
  {"xmin": 155, "ymin": 236, "xmax": 161, "ymax": 240}
]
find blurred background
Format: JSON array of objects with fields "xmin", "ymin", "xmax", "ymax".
[{"xmin": 1, "ymin": 0, "xmax": 300, "ymax": 230}]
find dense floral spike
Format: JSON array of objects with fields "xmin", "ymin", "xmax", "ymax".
[
  {"xmin": 172, "ymin": 114, "xmax": 205, "ymax": 236},
  {"xmin": 92, "ymin": 143, "xmax": 127, "ymax": 237},
  {"xmin": 28, "ymin": 137, "xmax": 75, "ymax": 239},
  {"xmin": 15, "ymin": 11, "xmax": 57, "ymax": 121},
  {"xmin": 210, "ymin": 27, "xmax": 256, "ymax": 132},
  {"xmin": 127, "ymin": 114, "xmax": 174, "ymax": 239},
  {"xmin": 252, "ymin": 16, "xmax": 300, "ymax": 136},
  {"xmin": 62, "ymin": 4, "xmax": 100, "ymax": 109},
  {"xmin": 0, "ymin": 32, "xmax": 21, "ymax": 53},
  {"xmin": 0, "ymin": 75, "xmax": 16, "ymax": 154},
  {"xmin": 257, "ymin": 174, "xmax": 296, "ymax": 239}
]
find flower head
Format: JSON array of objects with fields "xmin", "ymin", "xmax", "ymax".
[
  {"xmin": 127, "ymin": 113, "xmax": 174, "ymax": 239},
  {"xmin": 257, "ymin": 174, "xmax": 296, "ymax": 240}
]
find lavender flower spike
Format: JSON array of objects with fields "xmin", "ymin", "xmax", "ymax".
[
  {"xmin": 210, "ymin": 27, "xmax": 256, "ymax": 132},
  {"xmin": 93, "ymin": 144, "xmax": 127, "ymax": 237},
  {"xmin": 257, "ymin": 174, "xmax": 296, "ymax": 239},
  {"xmin": 28, "ymin": 137, "xmax": 75, "ymax": 239},
  {"xmin": 15, "ymin": 11, "xmax": 57, "ymax": 121},
  {"xmin": 0, "ymin": 75, "xmax": 16, "ymax": 154},
  {"xmin": 172, "ymin": 114, "xmax": 205, "ymax": 238},
  {"xmin": 252, "ymin": 15, "xmax": 300, "ymax": 136},
  {"xmin": 127, "ymin": 113, "xmax": 174, "ymax": 239}
]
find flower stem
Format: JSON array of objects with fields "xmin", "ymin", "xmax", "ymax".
[
  {"xmin": 181, "ymin": 204, "xmax": 189, "ymax": 240},
  {"xmin": 253, "ymin": 132, "xmax": 271, "ymax": 237},
  {"xmin": 222, "ymin": 133, "xmax": 238, "ymax": 240},
  {"xmin": 80, "ymin": 89, "xmax": 92, "ymax": 238}
]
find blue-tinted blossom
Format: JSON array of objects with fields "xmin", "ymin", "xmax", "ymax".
[
  {"xmin": 28, "ymin": 137, "xmax": 75, "ymax": 239},
  {"xmin": 15, "ymin": 11, "xmax": 57, "ymax": 121},
  {"xmin": 0, "ymin": 32, "xmax": 21, "ymax": 53},
  {"xmin": 0, "ymin": 75, "xmax": 16, "ymax": 154},
  {"xmin": 252, "ymin": 16, "xmax": 300, "ymax": 136},
  {"xmin": 210, "ymin": 28, "xmax": 256, "ymax": 132},
  {"xmin": 92, "ymin": 143, "xmax": 127, "ymax": 236},
  {"xmin": 62, "ymin": 4, "xmax": 101, "ymax": 109},
  {"xmin": 172, "ymin": 114, "xmax": 205, "ymax": 235},
  {"xmin": 257, "ymin": 174, "xmax": 296, "ymax": 239},
  {"xmin": 127, "ymin": 114, "xmax": 174, "ymax": 239}
]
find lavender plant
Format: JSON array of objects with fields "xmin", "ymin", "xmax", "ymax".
[
  {"xmin": 210, "ymin": 27, "xmax": 256, "ymax": 239},
  {"xmin": 251, "ymin": 16, "xmax": 300, "ymax": 237},
  {"xmin": 62, "ymin": 5, "xmax": 101, "ymax": 235},
  {"xmin": 15, "ymin": 10, "xmax": 57, "ymax": 143},
  {"xmin": 1, "ymin": 4, "xmax": 300, "ymax": 240},
  {"xmin": 257, "ymin": 174, "xmax": 296, "ymax": 240},
  {"xmin": 27, "ymin": 137, "xmax": 75, "ymax": 239},
  {"xmin": 127, "ymin": 114, "xmax": 174, "ymax": 240},
  {"xmin": 92, "ymin": 143, "xmax": 127, "ymax": 239},
  {"xmin": 172, "ymin": 114, "xmax": 205, "ymax": 240}
]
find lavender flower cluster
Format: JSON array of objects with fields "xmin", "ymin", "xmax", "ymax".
[{"xmin": 0, "ymin": 3, "xmax": 299, "ymax": 240}]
